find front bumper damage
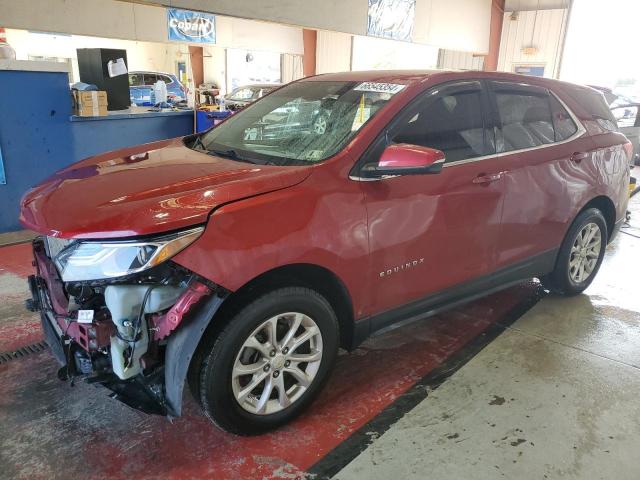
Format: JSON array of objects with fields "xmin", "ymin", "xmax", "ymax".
[{"xmin": 27, "ymin": 237, "xmax": 227, "ymax": 417}]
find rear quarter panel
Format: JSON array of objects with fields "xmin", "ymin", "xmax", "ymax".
[{"xmin": 555, "ymin": 84, "xmax": 630, "ymax": 229}]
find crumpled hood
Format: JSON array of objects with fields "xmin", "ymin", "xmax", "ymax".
[{"xmin": 20, "ymin": 138, "xmax": 312, "ymax": 239}]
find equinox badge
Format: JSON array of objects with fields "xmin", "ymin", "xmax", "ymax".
[{"xmin": 379, "ymin": 258, "xmax": 425, "ymax": 278}]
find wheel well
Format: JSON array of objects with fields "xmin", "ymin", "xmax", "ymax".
[
  {"xmin": 212, "ymin": 264, "xmax": 355, "ymax": 350},
  {"xmin": 579, "ymin": 195, "xmax": 616, "ymax": 240}
]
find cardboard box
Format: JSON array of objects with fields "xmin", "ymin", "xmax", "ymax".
[{"xmin": 72, "ymin": 90, "xmax": 108, "ymax": 117}]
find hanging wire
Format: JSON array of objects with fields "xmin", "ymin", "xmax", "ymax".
[{"xmin": 530, "ymin": 0, "xmax": 540, "ymax": 46}]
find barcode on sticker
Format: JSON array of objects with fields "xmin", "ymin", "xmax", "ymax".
[
  {"xmin": 78, "ymin": 310, "xmax": 94, "ymax": 323},
  {"xmin": 353, "ymin": 82, "xmax": 406, "ymax": 94}
]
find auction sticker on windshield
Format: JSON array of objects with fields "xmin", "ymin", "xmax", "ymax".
[{"xmin": 354, "ymin": 82, "xmax": 406, "ymax": 94}]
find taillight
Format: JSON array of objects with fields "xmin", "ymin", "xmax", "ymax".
[{"xmin": 623, "ymin": 141, "xmax": 633, "ymax": 162}]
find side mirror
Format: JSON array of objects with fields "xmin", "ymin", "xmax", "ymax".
[{"xmin": 376, "ymin": 143, "xmax": 445, "ymax": 176}]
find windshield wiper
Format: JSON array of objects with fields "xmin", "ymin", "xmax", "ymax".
[{"xmin": 210, "ymin": 148, "xmax": 269, "ymax": 165}]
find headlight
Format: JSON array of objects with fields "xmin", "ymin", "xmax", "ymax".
[{"xmin": 54, "ymin": 227, "xmax": 204, "ymax": 282}]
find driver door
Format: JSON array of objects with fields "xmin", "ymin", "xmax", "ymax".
[{"xmin": 356, "ymin": 81, "xmax": 507, "ymax": 319}]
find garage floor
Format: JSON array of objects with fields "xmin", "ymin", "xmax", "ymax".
[{"xmin": 1, "ymin": 195, "xmax": 639, "ymax": 480}]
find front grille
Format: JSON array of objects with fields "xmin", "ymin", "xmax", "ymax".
[{"xmin": 45, "ymin": 236, "xmax": 73, "ymax": 259}]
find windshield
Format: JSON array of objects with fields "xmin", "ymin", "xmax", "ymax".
[{"xmin": 196, "ymin": 80, "xmax": 402, "ymax": 166}]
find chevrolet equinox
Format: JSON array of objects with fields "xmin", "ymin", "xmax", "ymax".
[{"xmin": 21, "ymin": 71, "xmax": 630, "ymax": 435}]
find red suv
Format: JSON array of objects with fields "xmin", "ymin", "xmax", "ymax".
[{"xmin": 21, "ymin": 71, "xmax": 630, "ymax": 434}]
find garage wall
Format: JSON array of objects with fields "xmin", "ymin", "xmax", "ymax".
[
  {"xmin": 162, "ymin": 0, "xmax": 492, "ymax": 53},
  {"xmin": 497, "ymin": 8, "xmax": 568, "ymax": 78},
  {"xmin": 351, "ymin": 36, "xmax": 439, "ymax": 71},
  {"xmin": 315, "ymin": 31, "xmax": 352, "ymax": 75},
  {"xmin": 438, "ymin": 50, "xmax": 485, "ymax": 71},
  {"xmin": 0, "ymin": 0, "xmax": 303, "ymax": 55}
]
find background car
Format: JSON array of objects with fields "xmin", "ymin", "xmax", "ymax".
[
  {"xmin": 218, "ymin": 83, "xmax": 281, "ymax": 111},
  {"xmin": 129, "ymin": 71, "xmax": 187, "ymax": 106}
]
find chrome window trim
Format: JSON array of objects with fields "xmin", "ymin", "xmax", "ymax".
[{"xmin": 349, "ymin": 85, "xmax": 587, "ymax": 180}]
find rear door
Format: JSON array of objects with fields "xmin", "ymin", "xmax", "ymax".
[
  {"xmin": 487, "ymin": 81, "xmax": 586, "ymax": 269},
  {"xmin": 357, "ymin": 81, "xmax": 507, "ymax": 317}
]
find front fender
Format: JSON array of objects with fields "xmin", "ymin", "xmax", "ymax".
[{"xmin": 164, "ymin": 293, "xmax": 226, "ymax": 417}]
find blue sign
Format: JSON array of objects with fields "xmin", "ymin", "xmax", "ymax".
[
  {"xmin": 168, "ymin": 8, "xmax": 216, "ymax": 43},
  {"xmin": 514, "ymin": 65, "xmax": 546, "ymax": 77}
]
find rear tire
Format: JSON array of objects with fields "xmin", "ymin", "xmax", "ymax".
[
  {"xmin": 541, "ymin": 208, "xmax": 607, "ymax": 296},
  {"xmin": 197, "ymin": 287, "xmax": 339, "ymax": 435}
]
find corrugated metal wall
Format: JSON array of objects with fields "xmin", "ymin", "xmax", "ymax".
[
  {"xmin": 438, "ymin": 49, "xmax": 485, "ymax": 71},
  {"xmin": 497, "ymin": 8, "xmax": 568, "ymax": 78},
  {"xmin": 315, "ymin": 31, "xmax": 352, "ymax": 74}
]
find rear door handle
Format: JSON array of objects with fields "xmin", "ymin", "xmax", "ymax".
[
  {"xmin": 570, "ymin": 151, "xmax": 589, "ymax": 163},
  {"xmin": 473, "ymin": 172, "xmax": 505, "ymax": 184}
]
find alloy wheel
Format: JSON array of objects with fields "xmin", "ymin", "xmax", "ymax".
[
  {"xmin": 231, "ymin": 312, "xmax": 323, "ymax": 415},
  {"xmin": 569, "ymin": 222, "xmax": 602, "ymax": 283}
]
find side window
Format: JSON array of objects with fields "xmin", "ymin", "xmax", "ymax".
[
  {"xmin": 390, "ymin": 88, "xmax": 488, "ymax": 163},
  {"xmin": 570, "ymin": 87, "xmax": 619, "ymax": 133},
  {"xmin": 549, "ymin": 94, "xmax": 578, "ymax": 141},
  {"xmin": 128, "ymin": 74, "xmax": 143, "ymax": 86},
  {"xmin": 143, "ymin": 73, "xmax": 158, "ymax": 86},
  {"xmin": 493, "ymin": 87, "xmax": 554, "ymax": 152},
  {"xmin": 159, "ymin": 75, "xmax": 173, "ymax": 85}
]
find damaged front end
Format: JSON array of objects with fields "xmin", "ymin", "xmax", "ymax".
[{"xmin": 27, "ymin": 228, "xmax": 226, "ymax": 417}]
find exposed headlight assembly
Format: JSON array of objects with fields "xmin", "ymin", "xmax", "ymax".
[{"xmin": 54, "ymin": 227, "xmax": 204, "ymax": 282}]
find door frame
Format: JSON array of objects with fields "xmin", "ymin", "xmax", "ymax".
[{"xmin": 349, "ymin": 79, "xmax": 497, "ymax": 180}]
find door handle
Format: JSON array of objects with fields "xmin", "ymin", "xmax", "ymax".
[
  {"xmin": 570, "ymin": 151, "xmax": 589, "ymax": 163},
  {"xmin": 473, "ymin": 172, "xmax": 504, "ymax": 184}
]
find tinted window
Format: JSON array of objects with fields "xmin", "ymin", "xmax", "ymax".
[
  {"xmin": 391, "ymin": 89, "xmax": 488, "ymax": 163},
  {"xmin": 570, "ymin": 87, "xmax": 618, "ymax": 132},
  {"xmin": 494, "ymin": 88, "xmax": 554, "ymax": 152},
  {"xmin": 550, "ymin": 94, "xmax": 578, "ymax": 141}
]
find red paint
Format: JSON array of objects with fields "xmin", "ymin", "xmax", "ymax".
[
  {"xmin": 19, "ymin": 71, "xmax": 629, "ymax": 332},
  {"xmin": 378, "ymin": 143, "xmax": 445, "ymax": 169},
  {"xmin": 19, "ymin": 138, "xmax": 312, "ymax": 239},
  {"xmin": 151, "ymin": 280, "xmax": 211, "ymax": 340}
]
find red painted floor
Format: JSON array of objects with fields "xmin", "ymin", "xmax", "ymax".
[{"xmin": 0, "ymin": 242, "xmax": 539, "ymax": 479}]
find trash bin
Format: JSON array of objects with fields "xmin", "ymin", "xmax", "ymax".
[{"xmin": 196, "ymin": 110, "xmax": 232, "ymax": 133}]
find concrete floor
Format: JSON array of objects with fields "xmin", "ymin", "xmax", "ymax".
[
  {"xmin": 0, "ymin": 195, "xmax": 638, "ymax": 479},
  {"xmin": 335, "ymin": 197, "xmax": 640, "ymax": 480}
]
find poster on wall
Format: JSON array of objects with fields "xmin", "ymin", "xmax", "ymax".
[
  {"xmin": 167, "ymin": 8, "xmax": 216, "ymax": 43},
  {"xmin": 367, "ymin": 0, "xmax": 416, "ymax": 42}
]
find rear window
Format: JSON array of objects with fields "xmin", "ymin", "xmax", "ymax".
[{"xmin": 570, "ymin": 87, "xmax": 619, "ymax": 133}]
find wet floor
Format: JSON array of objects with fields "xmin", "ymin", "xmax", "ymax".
[
  {"xmin": 1, "ymin": 195, "xmax": 638, "ymax": 479},
  {"xmin": 335, "ymin": 196, "xmax": 640, "ymax": 480}
]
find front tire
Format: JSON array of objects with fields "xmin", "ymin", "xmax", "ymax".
[
  {"xmin": 197, "ymin": 287, "xmax": 339, "ymax": 435},
  {"xmin": 542, "ymin": 208, "xmax": 608, "ymax": 296}
]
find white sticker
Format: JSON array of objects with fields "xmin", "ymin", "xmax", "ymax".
[
  {"xmin": 107, "ymin": 58, "xmax": 128, "ymax": 78},
  {"xmin": 77, "ymin": 310, "xmax": 94, "ymax": 324},
  {"xmin": 353, "ymin": 82, "xmax": 406, "ymax": 95}
]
